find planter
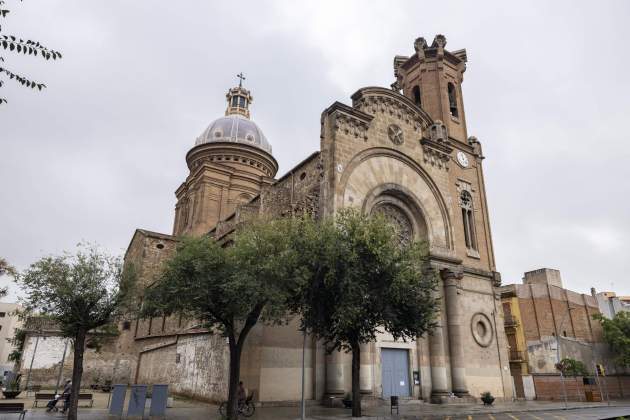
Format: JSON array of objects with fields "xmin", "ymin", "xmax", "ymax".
[
  {"xmin": 342, "ymin": 399, "xmax": 352, "ymax": 408},
  {"xmin": 481, "ymin": 396, "xmax": 494, "ymax": 406},
  {"xmin": 3, "ymin": 390, "xmax": 21, "ymax": 399}
]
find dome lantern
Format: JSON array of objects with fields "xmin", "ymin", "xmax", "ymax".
[
  {"xmin": 194, "ymin": 75, "xmax": 273, "ymax": 155},
  {"xmin": 225, "ymin": 72, "xmax": 252, "ymax": 118}
]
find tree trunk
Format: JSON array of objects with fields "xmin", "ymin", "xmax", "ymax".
[
  {"xmin": 351, "ymin": 341, "xmax": 361, "ymax": 417},
  {"xmin": 226, "ymin": 335, "xmax": 242, "ymax": 420},
  {"xmin": 67, "ymin": 328, "xmax": 86, "ymax": 420}
]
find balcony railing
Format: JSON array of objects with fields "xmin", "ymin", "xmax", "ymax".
[
  {"xmin": 509, "ymin": 350, "xmax": 524, "ymax": 361},
  {"xmin": 504, "ymin": 315, "xmax": 519, "ymax": 327}
]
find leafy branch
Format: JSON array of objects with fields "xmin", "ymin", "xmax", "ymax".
[
  {"xmin": 0, "ymin": 64, "xmax": 46, "ymax": 90},
  {"xmin": 1, "ymin": 35, "xmax": 62, "ymax": 60},
  {"xmin": 0, "ymin": 0, "xmax": 61, "ymax": 105}
]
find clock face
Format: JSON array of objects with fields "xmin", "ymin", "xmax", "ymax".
[{"xmin": 457, "ymin": 151, "xmax": 469, "ymax": 167}]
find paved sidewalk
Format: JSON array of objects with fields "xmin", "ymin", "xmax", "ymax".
[{"xmin": 12, "ymin": 399, "xmax": 630, "ymax": 419}]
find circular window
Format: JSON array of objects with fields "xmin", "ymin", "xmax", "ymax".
[
  {"xmin": 299, "ymin": 172, "xmax": 307, "ymax": 180},
  {"xmin": 471, "ymin": 313, "xmax": 493, "ymax": 347},
  {"xmin": 246, "ymin": 133, "xmax": 255, "ymax": 142},
  {"xmin": 214, "ymin": 130, "xmax": 222, "ymax": 138},
  {"xmin": 156, "ymin": 243, "xmax": 164, "ymax": 250}
]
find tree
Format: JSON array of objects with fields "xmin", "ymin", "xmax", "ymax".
[
  {"xmin": 594, "ymin": 312, "xmax": 630, "ymax": 368},
  {"xmin": 17, "ymin": 245, "xmax": 130, "ymax": 420},
  {"xmin": 290, "ymin": 209, "xmax": 439, "ymax": 417},
  {"xmin": 0, "ymin": 257, "xmax": 15, "ymax": 298},
  {"xmin": 143, "ymin": 219, "xmax": 300, "ymax": 420},
  {"xmin": 0, "ymin": 0, "xmax": 62, "ymax": 104},
  {"xmin": 556, "ymin": 357, "xmax": 589, "ymax": 377}
]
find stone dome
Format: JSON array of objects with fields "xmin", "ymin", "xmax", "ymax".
[{"xmin": 195, "ymin": 114, "xmax": 272, "ymax": 154}]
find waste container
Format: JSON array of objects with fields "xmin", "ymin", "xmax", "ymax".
[{"xmin": 390, "ymin": 395, "xmax": 399, "ymax": 414}]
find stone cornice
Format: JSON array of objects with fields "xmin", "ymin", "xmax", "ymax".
[
  {"xmin": 186, "ymin": 141, "xmax": 278, "ymax": 178},
  {"xmin": 323, "ymin": 101, "xmax": 373, "ymax": 141},
  {"xmin": 351, "ymin": 86, "xmax": 433, "ymax": 129}
]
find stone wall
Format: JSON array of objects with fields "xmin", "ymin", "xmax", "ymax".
[
  {"xmin": 136, "ymin": 333, "xmax": 229, "ymax": 402},
  {"xmin": 19, "ymin": 333, "xmax": 133, "ymax": 387}
]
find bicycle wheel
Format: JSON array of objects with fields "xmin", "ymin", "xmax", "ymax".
[
  {"xmin": 219, "ymin": 401, "xmax": 227, "ymax": 416},
  {"xmin": 242, "ymin": 401, "xmax": 255, "ymax": 417}
]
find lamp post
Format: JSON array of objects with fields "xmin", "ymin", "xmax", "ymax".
[
  {"xmin": 556, "ymin": 306, "xmax": 575, "ymax": 409},
  {"xmin": 300, "ymin": 330, "xmax": 306, "ymax": 420}
]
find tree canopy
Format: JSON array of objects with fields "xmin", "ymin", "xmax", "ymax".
[
  {"xmin": 143, "ymin": 218, "xmax": 301, "ymax": 419},
  {"xmin": 594, "ymin": 312, "xmax": 630, "ymax": 368},
  {"xmin": 0, "ymin": 257, "xmax": 15, "ymax": 297},
  {"xmin": 0, "ymin": 0, "xmax": 62, "ymax": 104},
  {"xmin": 17, "ymin": 244, "xmax": 130, "ymax": 420},
  {"xmin": 290, "ymin": 209, "xmax": 439, "ymax": 417}
]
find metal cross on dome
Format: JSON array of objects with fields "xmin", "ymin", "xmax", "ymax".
[{"xmin": 237, "ymin": 72, "xmax": 246, "ymax": 88}]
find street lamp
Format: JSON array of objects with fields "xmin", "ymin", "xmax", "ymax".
[{"xmin": 556, "ymin": 306, "xmax": 575, "ymax": 409}]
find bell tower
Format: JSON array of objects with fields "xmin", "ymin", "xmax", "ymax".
[{"xmin": 394, "ymin": 35, "xmax": 469, "ymax": 144}]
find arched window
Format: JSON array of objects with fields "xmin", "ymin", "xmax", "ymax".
[
  {"xmin": 412, "ymin": 86, "xmax": 422, "ymax": 107},
  {"xmin": 448, "ymin": 82, "xmax": 458, "ymax": 118},
  {"xmin": 460, "ymin": 191, "xmax": 477, "ymax": 250}
]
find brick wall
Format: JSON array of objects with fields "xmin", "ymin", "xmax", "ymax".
[{"xmin": 532, "ymin": 374, "xmax": 629, "ymax": 400}]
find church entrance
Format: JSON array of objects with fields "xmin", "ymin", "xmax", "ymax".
[{"xmin": 381, "ymin": 348, "xmax": 410, "ymax": 398}]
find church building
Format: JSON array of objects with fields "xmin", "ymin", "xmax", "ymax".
[{"xmin": 119, "ymin": 35, "xmax": 514, "ymax": 404}]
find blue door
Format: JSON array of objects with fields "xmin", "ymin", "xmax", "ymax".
[{"xmin": 381, "ymin": 348, "xmax": 410, "ymax": 398}]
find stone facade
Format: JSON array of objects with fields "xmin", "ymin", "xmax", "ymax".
[{"xmin": 118, "ymin": 34, "xmax": 514, "ymax": 404}]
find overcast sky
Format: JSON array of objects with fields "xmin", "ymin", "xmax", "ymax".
[{"xmin": 1, "ymin": 1, "xmax": 629, "ymax": 299}]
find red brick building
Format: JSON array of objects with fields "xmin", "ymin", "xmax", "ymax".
[{"xmin": 499, "ymin": 269, "xmax": 628, "ymax": 401}]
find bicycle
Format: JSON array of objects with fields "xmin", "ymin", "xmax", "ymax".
[{"xmin": 218, "ymin": 393, "xmax": 255, "ymax": 418}]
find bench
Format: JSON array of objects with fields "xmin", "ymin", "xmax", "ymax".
[
  {"xmin": 33, "ymin": 392, "xmax": 94, "ymax": 408},
  {"xmin": 33, "ymin": 393, "xmax": 55, "ymax": 407},
  {"xmin": 78, "ymin": 393, "xmax": 94, "ymax": 407},
  {"xmin": 0, "ymin": 402, "xmax": 27, "ymax": 420},
  {"xmin": 25, "ymin": 385, "xmax": 41, "ymax": 395}
]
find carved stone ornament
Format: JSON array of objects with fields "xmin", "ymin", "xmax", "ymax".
[
  {"xmin": 353, "ymin": 95, "xmax": 425, "ymax": 135},
  {"xmin": 387, "ymin": 124, "xmax": 404, "ymax": 145},
  {"xmin": 333, "ymin": 113, "xmax": 369, "ymax": 141},
  {"xmin": 371, "ymin": 203, "xmax": 413, "ymax": 246},
  {"xmin": 414, "ymin": 37, "xmax": 428, "ymax": 52},
  {"xmin": 420, "ymin": 120, "xmax": 452, "ymax": 170},
  {"xmin": 431, "ymin": 34, "xmax": 447, "ymax": 49},
  {"xmin": 471, "ymin": 313, "xmax": 494, "ymax": 347}
]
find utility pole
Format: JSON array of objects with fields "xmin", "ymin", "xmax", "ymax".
[
  {"xmin": 594, "ymin": 362, "xmax": 604, "ymax": 403},
  {"xmin": 556, "ymin": 306, "xmax": 575, "ymax": 409},
  {"xmin": 24, "ymin": 332, "xmax": 40, "ymax": 395},
  {"xmin": 54, "ymin": 339, "xmax": 69, "ymax": 395},
  {"xmin": 300, "ymin": 330, "xmax": 306, "ymax": 420}
]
